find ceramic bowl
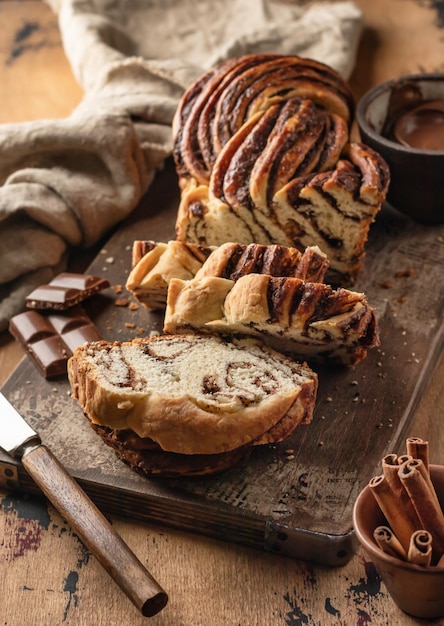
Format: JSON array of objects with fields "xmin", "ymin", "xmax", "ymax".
[
  {"xmin": 356, "ymin": 74, "xmax": 444, "ymax": 224},
  {"xmin": 353, "ymin": 464, "xmax": 444, "ymax": 619}
]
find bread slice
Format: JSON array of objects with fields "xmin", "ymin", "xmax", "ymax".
[
  {"xmin": 126, "ymin": 240, "xmax": 214, "ymax": 309},
  {"xmin": 68, "ymin": 334, "xmax": 317, "ymax": 462},
  {"xmin": 126, "ymin": 240, "xmax": 329, "ymax": 310},
  {"xmin": 164, "ymin": 274, "xmax": 379, "ymax": 365},
  {"xmin": 88, "ymin": 424, "xmax": 254, "ymax": 477}
]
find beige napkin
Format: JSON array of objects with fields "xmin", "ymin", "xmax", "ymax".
[{"xmin": 0, "ymin": 0, "xmax": 363, "ymax": 330}]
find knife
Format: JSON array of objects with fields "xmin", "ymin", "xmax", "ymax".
[{"xmin": 0, "ymin": 392, "xmax": 168, "ymax": 617}]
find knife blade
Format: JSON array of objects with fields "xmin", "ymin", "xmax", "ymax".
[
  {"xmin": 0, "ymin": 392, "xmax": 40, "ymax": 455},
  {"xmin": 0, "ymin": 392, "xmax": 168, "ymax": 617}
]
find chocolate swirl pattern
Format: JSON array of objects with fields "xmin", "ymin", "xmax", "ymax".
[
  {"xmin": 173, "ymin": 54, "xmax": 390, "ymax": 285},
  {"xmin": 68, "ymin": 334, "xmax": 317, "ymax": 458},
  {"xmin": 194, "ymin": 242, "xmax": 329, "ymax": 283}
]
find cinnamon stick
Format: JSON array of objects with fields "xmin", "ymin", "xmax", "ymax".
[
  {"xmin": 401, "ymin": 458, "xmax": 441, "ymax": 510},
  {"xmin": 368, "ymin": 474, "xmax": 417, "ymax": 552},
  {"xmin": 382, "ymin": 452, "xmax": 398, "ymax": 467},
  {"xmin": 406, "ymin": 437, "xmax": 429, "ymax": 471},
  {"xmin": 397, "ymin": 454, "xmax": 413, "ymax": 465},
  {"xmin": 373, "ymin": 525, "xmax": 407, "ymax": 560},
  {"xmin": 382, "ymin": 454, "xmax": 421, "ymax": 531},
  {"xmin": 408, "ymin": 530, "xmax": 432, "ymax": 566},
  {"xmin": 398, "ymin": 460, "xmax": 444, "ymax": 559}
]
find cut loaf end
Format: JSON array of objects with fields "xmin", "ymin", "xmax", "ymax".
[{"xmin": 68, "ymin": 334, "xmax": 318, "ymax": 474}]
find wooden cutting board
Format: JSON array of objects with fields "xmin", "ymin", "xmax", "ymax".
[{"xmin": 1, "ymin": 160, "xmax": 443, "ymax": 567}]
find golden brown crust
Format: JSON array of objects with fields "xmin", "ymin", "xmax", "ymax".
[
  {"xmin": 126, "ymin": 240, "xmax": 214, "ymax": 309},
  {"xmin": 89, "ymin": 424, "xmax": 253, "ymax": 477}
]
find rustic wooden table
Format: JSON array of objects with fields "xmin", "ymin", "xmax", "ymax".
[{"xmin": 0, "ymin": 2, "xmax": 443, "ymax": 625}]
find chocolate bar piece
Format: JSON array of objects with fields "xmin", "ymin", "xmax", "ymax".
[
  {"xmin": 9, "ymin": 306, "xmax": 102, "ymax": 378},
  {"xmin": 26, "ymin": 272, "xmax": 110, "ymax": 310}
]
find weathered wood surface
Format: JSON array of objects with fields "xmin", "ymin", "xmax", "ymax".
[
  {"xmin": 1, "ymin": 1, "xmax": 444, "ymax": 625},
  {"xmin": 2, "ymin": 156, "xmax": 443, "ymax": 568}
]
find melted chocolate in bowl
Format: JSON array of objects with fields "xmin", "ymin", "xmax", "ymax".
[
  {"xmin": 394, "ymin": 100, "xmax": 444, "ymax": 150},
  {"xmin": 357, "ymin": 74, "xmax": 444, "ymax": 224}
]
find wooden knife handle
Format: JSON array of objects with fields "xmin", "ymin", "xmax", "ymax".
[{"xmin": 21, "ymin": 444, "xmax": 168, "ymax": 617}]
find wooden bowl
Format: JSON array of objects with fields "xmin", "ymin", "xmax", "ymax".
[{"xmin": 353, "ymin": 465, "xmax": 444, "ymax": 619}]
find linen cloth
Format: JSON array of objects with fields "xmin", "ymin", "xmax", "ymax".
[{"xmin": 0, "ymin": 0, "xmax": 363, "ymax": 330}]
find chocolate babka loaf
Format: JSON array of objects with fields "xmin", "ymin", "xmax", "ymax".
[
  {"xmin": 126, "ymin": 240, "xmax": 329, "ymax": 309},
  {"xmin": 68, "ymin": 334, "xmax": 317, "ymax": 476},
  {"xmin": 173, "ymin": 54, "xmax": 390, "ymax": 285},
  {"xmin": 164, "ymin": 274, "xmax": 379, "ymax": 365}
]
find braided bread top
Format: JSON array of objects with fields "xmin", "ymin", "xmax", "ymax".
[{"xmin": 173, "ymin": 54, "xmax": 355, "ymax": 188}]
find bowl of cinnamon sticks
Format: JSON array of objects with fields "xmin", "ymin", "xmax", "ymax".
[{"xmin": 353, "ymin": 437, "xmax": 444, "ymax": 619}]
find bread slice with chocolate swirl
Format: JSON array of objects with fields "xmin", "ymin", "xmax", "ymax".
[
  {"xmin": 126, "ymin": 240, "xmax": 329, "ymax": 310},
  {"xmin": 173, "ymin": 54, "xmax": 390, "ymax": 285},
  {"xmin": 68, "ymin": 334, "xmax": 318, "ymax": 476},
  {"xmin": 164, "ymin": 274, "xmax": 379, "ymax": 365}
]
